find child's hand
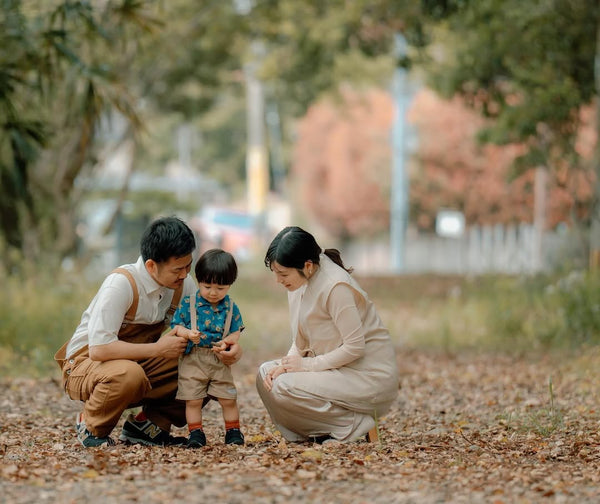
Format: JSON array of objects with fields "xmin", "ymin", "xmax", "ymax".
[
  {"xmin": 173, "ymin": 325, "xmax": 201, "ymax": 344},
  {"xmin": 211, "ymin": 340, "xmax": 228, "ymax": 352},
  {"xmin": 189, "ymin": 330, "xmax": 201, "ymax": 345}
]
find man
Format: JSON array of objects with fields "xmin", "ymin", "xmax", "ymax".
[{"xmin": 55, "ymin": 216, "xmax": 242, "ymax": 447}]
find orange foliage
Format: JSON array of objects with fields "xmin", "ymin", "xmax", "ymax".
[
  {"xmin": 292, "ymin": 87, "xmax": 393, "ymax": 237},
  {"xmin": 292, "ymin": 87, "xmax": 595, "ymax": 237},
  {"xmin": 408, "ymin": 89, "xmax": 595, "ymax": 230}
]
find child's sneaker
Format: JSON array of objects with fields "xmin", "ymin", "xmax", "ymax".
[
  {"xmin": 119, "ymin": 413, "xmax": 187, "ymax": 446},
  {"xmin": 76, "ymin": 413, "xmax": 115, "ymax": 448},
  {"xmin": 187, "ymin": 428, "xmax": 207, "ymax": 448},
  {"xmin": 225, "ymin": 428, "xmax": 245, "ymax": 445}
]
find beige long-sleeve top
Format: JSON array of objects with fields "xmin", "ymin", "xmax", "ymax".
[{"xmin": 286, "ymin": 254, "xmax": 399, "ymax": 405}]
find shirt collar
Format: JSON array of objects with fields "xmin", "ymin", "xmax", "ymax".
[
  {"xmin": 133, "ymin": 256, "xmax": 165, "ymax": 295},
  {"xmin": 196, "ymin": 294, "xmax": 231, "ymax": 311}
]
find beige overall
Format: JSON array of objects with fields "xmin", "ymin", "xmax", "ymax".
[{"xmin": 54, "ymin": 269, "xmax": 185, "ymax": 438}]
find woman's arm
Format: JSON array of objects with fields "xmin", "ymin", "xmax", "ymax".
[{"xmin": 282, "ymin": 283, "xmax": 366, "ymax": 373}]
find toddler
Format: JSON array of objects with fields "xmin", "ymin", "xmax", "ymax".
[{"xmin": 172, "ymin": 248, "xmax": 244, "ymax": 447}]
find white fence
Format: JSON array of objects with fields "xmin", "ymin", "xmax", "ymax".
[{"xmin": 344, "ymin": 224, "xmax": 582, "ymax": 275}]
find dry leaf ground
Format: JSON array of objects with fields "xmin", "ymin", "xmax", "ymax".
[{"xmin": 2, "ymin": 348, "xmax": 600, "ymax": 503}]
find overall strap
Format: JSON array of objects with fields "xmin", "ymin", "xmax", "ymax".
[
  {"xmin": 190, "ymin": 291, "xmax": 198, "ymax": 331},
  {"xmin": 223, "ymin": 302, "xmax": 234, "ymax": 337},
  {"xmin": 189, "ymin": 295, "xmax": 233, "ymax": 337},
  {"xmin": 112, "ymin": 268, "xmax": 138, "ymax": 323},
  {"xmin": 168, "ymin": 283, "xmax": 184, "ymax": 321}
]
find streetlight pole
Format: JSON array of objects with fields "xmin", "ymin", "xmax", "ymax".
[{"xmin": 390, "ymin": 33, "xmax": 410, "ymax": 273}]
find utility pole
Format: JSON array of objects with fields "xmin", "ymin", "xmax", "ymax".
[
  {"xmin": 532, "ymin": 166, "xmax": 547, "ymax": 271},
  {"xmin": 235, "ymin": 0, "xmax": 269, "ymax": 219},
  {"xmin": 244, "ymin": 54, "xmax": 269, "ymax": 217},
  {"xmin": 390, "ymin": 33, "xmax": 410, "ymax": 273}
]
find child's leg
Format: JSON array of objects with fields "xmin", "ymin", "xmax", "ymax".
[
  {"xmin": 219, "ymin": 397, "xmax": 244, "ymax": 445},
  {"xmin": 218, "ymin": 397, "xmax": 240, "ymax": 429},
  {"xmin": 186, "ymin": 399, "xmax": 204, "ymax": 432}
]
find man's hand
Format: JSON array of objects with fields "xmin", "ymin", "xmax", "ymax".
[
  {"xmin": 212, "ymin": 333, "xmax": 242, "ymax": 366},
  {"xmin": 155, "ymin": 328, "xmax": 188, "ymax": 359},
  {"xmin": 172, "ymin": 325, "xmax": 201, "ymax": 344}
]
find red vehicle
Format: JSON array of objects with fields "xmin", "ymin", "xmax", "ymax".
[{"xmin": 191, "ymin": 206, "xmax": 258, "ymax": 261}]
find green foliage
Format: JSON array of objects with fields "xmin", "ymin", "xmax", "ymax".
[
  {"xmin": 423, "ymin": 0, "xmax": 598, "ymax": 175},
  {"xmin": 411, "ymin": 271, "xmax": 600, "ymax": 352},
  {"xmin": 0, "ymin": 0, "xmax": 158, "ymax": 271},
  {"xmin": 0, "ymin": 273, "xmax": 95, "ymax": 377},
  {"xmin": 498, "ymin": 377, "xmax": 564, "ymax": 436},
  {"xmin": 2, "ymin": 265, "xmax": 600, "ymax": 377}
]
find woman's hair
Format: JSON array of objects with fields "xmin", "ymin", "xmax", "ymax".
[
  {"xmin": 140, "ymin": 216, "xmax": 196, "ymax": 263},
  {"xmin": 195, "ymin": 248, "xmax": 238, "ymax": 285},
  {"xmin": 264, "ymin": 226, "xmax": 352, "ymax": 274}
]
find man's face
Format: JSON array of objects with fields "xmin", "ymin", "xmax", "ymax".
[{"xmin": 146, "ymin": 254, "xmax": 193, "ymax": 289}]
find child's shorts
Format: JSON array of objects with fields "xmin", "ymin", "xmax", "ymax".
[{"xmin": 176, "ymin": 347, "xmax": 237, "ymax": 401}]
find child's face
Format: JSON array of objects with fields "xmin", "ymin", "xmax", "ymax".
[{"xmin": 198, "ymin": 282, "xmax": 231, "ymax": 305}]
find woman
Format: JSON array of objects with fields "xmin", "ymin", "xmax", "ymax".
[{"xmin": 256, "ymin": 226, "xmax": 399, "ymax": 443}]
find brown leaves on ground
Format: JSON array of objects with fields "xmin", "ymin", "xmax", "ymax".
[{"xmin": 2, "ymin": 349, "xmax": 600, "ymax": 503}]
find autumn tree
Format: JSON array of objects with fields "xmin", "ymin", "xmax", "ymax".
[
  {"xmin": 292, "ymin": 88, "xmax": 392, "ymax": 240},
  {"xmin": 0, "ymin": 1, "xmax": 158, "ymax": 272},
  {"xmin": 419, "ymin": 0, "xmax": 600, "ymax": 257},
  {"xmin": 408, "ymin": 89, "xmax": 594, "ymax": 230}
]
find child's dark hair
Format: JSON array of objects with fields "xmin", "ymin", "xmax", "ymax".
[
  {"xmin": 195, "ymin": 248, "xmax": 238, "ymax": 285},
  {"xmin": 140, "ymin": 216, "xmax": 196, "ymax": 263},
  {"xmin": 264, "ymin": 226, "xmax": 352, "ymax": 274}
]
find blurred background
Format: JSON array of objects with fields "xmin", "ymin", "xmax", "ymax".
[{"xmin": 2, "ymin": 1, "xmax": 600, "ymax": 375}]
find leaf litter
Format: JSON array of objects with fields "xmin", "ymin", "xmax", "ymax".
[{"xmin": 1, "ymin": 349, "xmax": 600, "ymax": 503}]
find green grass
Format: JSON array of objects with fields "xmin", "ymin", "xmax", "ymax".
[{"xmin": 1, "ymin": 267, "xmax": 599, "ymax": 377}]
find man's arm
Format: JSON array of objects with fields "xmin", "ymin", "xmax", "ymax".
[{"xmin": 89, "ymin": 326, "xmax": 188, "ymax": 361}]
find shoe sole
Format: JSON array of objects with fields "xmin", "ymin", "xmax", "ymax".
[{"xmin": 119, "ymin": 429, "xmax": 163, "ymax": 446}]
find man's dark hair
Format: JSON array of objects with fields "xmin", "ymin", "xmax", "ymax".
[
  {"xmin": 195, "ymin": 248, "xmax": 238, "ymax": 285},
  {"xmin": 140, "ymin": 216, "xmax": 196, "ymax": 263}
]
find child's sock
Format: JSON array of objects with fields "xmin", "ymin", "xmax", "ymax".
[
  {"xmin": 188, "ymin": 422, "xmax": 203, "ymax": 433},
  {"xmin": 225, "ymin": 420, "xmax": 240, "ymax": 431},
  {"xmin": 134, "ymin": 411, "xmax": 148, "ymax": 422}
]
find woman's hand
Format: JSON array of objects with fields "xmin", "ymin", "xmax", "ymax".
[
  {"xmin": 263, "ymin": 364, "xmax": 287, "ymax": 392},
  {"xmin": 281, "ymin": 355, "xmax": 303, "ymax": 372},
  {"xmin": 263, "ymin": 355, "xmax": 304, "ymax": 391}
]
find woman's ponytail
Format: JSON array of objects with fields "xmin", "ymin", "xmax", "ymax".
[{"xmin": 323, "ymin": 248, "xmax": 353, "ymax": 274}]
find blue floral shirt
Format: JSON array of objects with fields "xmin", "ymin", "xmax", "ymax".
[{"xmin": 171, "ymin": 292, "xmax": 244, "ymax": 354}]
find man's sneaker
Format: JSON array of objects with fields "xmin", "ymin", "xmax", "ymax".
[
  {"xmin": 225, "ymin": 428, "xmax": 245, "ymax": 445},
  {"xmin": 119, "ymin": 413, "xmax": 187, "ymax": 446},
  {"xmin": 76, "ymin": 413, "xmax": 115, "ymax": 448},
  {"xmin": 187, "ymin": 428, "xmax": 207, "ymax": 448}
]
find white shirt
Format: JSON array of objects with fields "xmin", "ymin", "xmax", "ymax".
[{"xmin": 67, "ymin": 256, "xmax": 196, "ymax": 358}]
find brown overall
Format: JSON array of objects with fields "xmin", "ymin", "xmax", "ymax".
[{"xmin": 54, "ymin": 268, "xmax": 185, "ymax": 438}]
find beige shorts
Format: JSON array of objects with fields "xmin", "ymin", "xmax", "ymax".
[{"xmin": 176, "ymin": 347, "xmax": 237, "ymax": 401}]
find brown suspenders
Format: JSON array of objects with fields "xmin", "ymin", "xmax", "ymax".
[
  {"xmin": 54, "ymin": 267, "xmax": 185, "ymax": 369},
  {"xmin": 189, "ymin": 291, "xmax": 234, "ymax": 338},
  {"xmin": 111, "ymin": 267, "xmax": 184, "ymax": 327}
]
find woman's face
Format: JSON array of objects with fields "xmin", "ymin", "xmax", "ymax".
[{"xmin": 270, "ymin": 261, "xmax": 309, "ymax": 291}]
